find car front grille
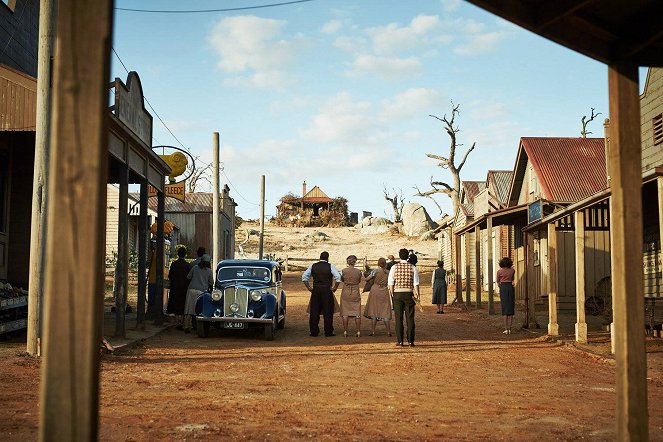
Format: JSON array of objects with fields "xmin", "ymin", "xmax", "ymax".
[{"xmin": 224, "ymin": 286, "xmax": 248, "ymax": 318}]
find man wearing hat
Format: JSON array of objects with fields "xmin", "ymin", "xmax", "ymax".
[
  {"xmin": 302, "ymin": 251, "xmax": 341, "ymax": 337},
  {"xmin": 184, "ymin": 253, "xmax": 214, "ymax": 333}
]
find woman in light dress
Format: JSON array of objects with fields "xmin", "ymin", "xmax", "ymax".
[
  {"xmin": 184, "ymin": 254, "xmax": 214, "ymax": 333},
  {"xmin": 340, "ymin": 255, "xmax": 363, "ymax": 337},
  {"xmin": 363, "ymin": 257, "xmax": 392, "ymax": 336}
]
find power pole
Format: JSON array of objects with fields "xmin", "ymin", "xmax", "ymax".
[
  {"xmin": 212, "ymin": 132, "xmax": 220, "ymax": 267},
  {"xmin": 258, "ymin": 175, "xmax": 265, "ymax": 259},
  {"xmin": 27, "ymin": 0, "xmax": 56, "ymax": 357},
  {"xmin": 39, "ymin": 1, "xmax": 113, "ymax": 439}
]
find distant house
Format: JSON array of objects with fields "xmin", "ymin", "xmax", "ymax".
[{"xmin": 275, "ymin": 181, "xmax": 348, "ymax": 227}]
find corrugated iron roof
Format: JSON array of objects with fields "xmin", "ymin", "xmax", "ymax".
[
  {"xmin": 461, "ymin": 181, "xmax": 486, "ymax": 203},
  {"xmin": 131, "ymin": 192, "xmax": 215, "ymax": 213},
  {"xmin": 521, "ymin": 137, "xmax": 607, "ymax": 202},
  {"xmin": 487, "ymin": 170, "xmax": 513, "ymax": 206}
]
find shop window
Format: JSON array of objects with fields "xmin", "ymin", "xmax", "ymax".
[{"xmin": 654, "ymin": 113, "xmax": 663, "ymax": 145}]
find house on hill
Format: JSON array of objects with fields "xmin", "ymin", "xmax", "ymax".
[{"xmin": 275, "ymin": 181, "xmax": 348, "ymax": 227}]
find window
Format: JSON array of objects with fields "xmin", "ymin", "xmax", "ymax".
[{"xmin": 653, "ymin": 113, "xmax": 663, "ymax": 145}]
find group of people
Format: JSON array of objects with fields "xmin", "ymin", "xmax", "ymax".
[
  {"xmin": 303, "ymin": 248, "xmax": 425, "ymax": 346},
  {"xmin": 166, "ymin": 246, "xmax": 214, "ymax": 333},
  {"xmin": 302, "ymin": 249, "xmax": 517, "ymax": 344}
]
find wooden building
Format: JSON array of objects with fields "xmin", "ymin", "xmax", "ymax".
[{"xmin": 276, "ymin": 181, "xmax": 347, "ymax": 227}]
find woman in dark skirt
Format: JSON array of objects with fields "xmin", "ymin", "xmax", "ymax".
[
  {"xmin": 167, "ymin": 246, "xmax": 192, "ymax": 330},
  {"xmin": 497, "ymin": 257, "xmax": 515, "ymax": 334},
  {"xmin": 431, "ymin": 260, "xmax": 447, "ymax": 314}
]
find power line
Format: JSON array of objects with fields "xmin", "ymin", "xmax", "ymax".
[
  {"xmin": 115, "ymin": 0, "xmax": 314, "ymax": 14},
  {"xmin": 221, "ymin": 169, "xmax": 260, "ymax": 206}
]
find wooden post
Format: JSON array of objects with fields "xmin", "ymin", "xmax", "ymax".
[
  {"xmin": 608, "ymin": 62, "xmax": 648, "ymax": 440},
  {"xmin": 27, "ymin": 0, "xmax": 56, "ymax": 357},
  {"xmin": 475, "ymin": 225, "xmax": 482, "ymax": 308},
  {"xmin": 574, "ymin": 210, "xmax": 587, "ymax": 343},
  {"xmin": 154, "ymin": 192, "xmax": 165, "ymax": 326},
  {"xmin": 136, "ymin": 180, "xmax": 148, "ymax": 328},
  {"xmin": 38, "ymin": 2, "xmax": 113, "ymax": 439},
  {"xmin": 212, "ymin": 132, "xmax": 220, "ymax": 267},
  {"xmin": 465, "ymin": 233, "xmax": 471, "ymax": 307},
  {"xmin": 487, "ymin": 217, "xmax": 494, "ymax": 315},
  {"xmin": 259, "ymin": 175, "xmax": 265, "ymax": 260},
  {"xmin": 114, "ymin": 164, "xmax": 128, "ymax": 337},
  {"xmin": 455, "ymin": 233, "xmax": 462, "ymax": 303},
  {"xmin": 547, "ymin": 222, "xmax": 559, "ymax": 336}
]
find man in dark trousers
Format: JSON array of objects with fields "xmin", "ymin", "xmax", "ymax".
[
  {"xmin": 302, "ymin": 251, "xmax": 341, "ymax": 337},
  {"xmin": 388, "ymin": 248, "xmax": 421, "ymax": 347}
]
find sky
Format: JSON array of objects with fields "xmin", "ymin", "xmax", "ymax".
[{"xmin": 111, "ymin": 0, "xmax": 617, "ymax": 221}]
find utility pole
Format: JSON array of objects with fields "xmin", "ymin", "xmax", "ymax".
[
  {"xmin": 212, "ymin": 132, "xmax": 220, "ymax": 267},
  {"xmin": 27, "ymin": 0, "xmax": 56, "ymax": 357},
  {"xmin": 258, "ymin": 175, "xmax": 265, "ymax": 259}
]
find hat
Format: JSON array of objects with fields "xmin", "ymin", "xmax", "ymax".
[{"xmin": 201, "ymin": 254, "xmax": 211, "ymax": 263}]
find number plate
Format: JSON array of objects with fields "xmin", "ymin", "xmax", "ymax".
[{"xmin": 224, "ymin": 322, "xmax": 245, "ymax": 329}]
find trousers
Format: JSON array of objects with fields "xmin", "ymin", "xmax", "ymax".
[
  {"xmin": 393, "ymin": 291, "xmax": 415, "ymax": 344},
  {"xmin": 309, "ymin": 286, "xmax": 335, "ymax": 336}
]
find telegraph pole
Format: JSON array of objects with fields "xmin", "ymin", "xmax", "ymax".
[
  {"xmin": 212, "ymin": 132, "xmax": 220, "ymax": 267},
  {"xmin": 258, "ymin": 175, "xmax": 265, "ymax": 260}
]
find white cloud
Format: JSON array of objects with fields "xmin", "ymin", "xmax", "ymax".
[
  {"xmin": 366, "ymin": 15, "xmax": 441, "ymax": 55},
  {"xmin": 346, "ymin": 54, "xmax": 422, "ymax": 80},
  {"xmin": 380, "ymin": 88, "xmax": 444, "ymax": 122},
  {"xmin": 321, "ymin": 19, "xmax": 343, "ymax": 34},
  {"xmin": 440, "ymin": 0, "xmax": 461, "ymax": 13},
  {"xmin": 454, "ymin": 31, "xmax": 506, "ymax": 55},
  {"xmin": 208, "ymin": 15, "xmax": 306, "ymax": 88}
]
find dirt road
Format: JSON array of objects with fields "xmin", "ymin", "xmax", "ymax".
[{"xmin": 1, "ymin": 273, "xmax": 663, "ymax": 441}]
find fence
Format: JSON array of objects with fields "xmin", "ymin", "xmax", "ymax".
[{"xmin": 283, "ymin": 255, "xmax": 445, "ymax": 273}]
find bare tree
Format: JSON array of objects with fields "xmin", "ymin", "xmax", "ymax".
[
  {"xmin": 581, "ymin": 107, "xmax": 602, "ymax": 137},
  {"xmin": 383, "ymin": 185, "xmax": 405, "ymax": 222},
  {"xmin": 415, "ymin": 101, "xmax": 476, "ymax": 216},
  {"xmin": 186, "ymin": 157, "xmax": 212, "ymax": 193}
]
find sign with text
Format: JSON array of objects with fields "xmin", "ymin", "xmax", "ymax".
[
  {"xmin": 148, "ymin": 181, "xmax": 186, "ymax": 202},
  {"xmin": 527, "ymin": 199, "xmax": 543, "ymax": 224},
  {"xmin": 113, "ymin": 72, "xmax": 153, "ymax": 146}
]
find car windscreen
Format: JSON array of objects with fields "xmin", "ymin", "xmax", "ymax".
[{"xmin": 218, "ymin": 266, "xmax": 272, "ymax": 283}]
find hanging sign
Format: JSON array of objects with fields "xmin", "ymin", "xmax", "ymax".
[
  {"xmin": 527, "ymin": 199, "xmax": 543, "ymax": 224},
  {"xmin": 149, "ymin": 181, "xmax": 186, "ymax": 202}
]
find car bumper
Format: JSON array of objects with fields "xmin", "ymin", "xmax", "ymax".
[{"xmin": 195, "ymin": 316, "xmax": 274, "ymax": 324}]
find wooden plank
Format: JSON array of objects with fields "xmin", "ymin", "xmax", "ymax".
[
  {"xmin": 38, "ymin": 2, "xmax": 113, "ymax": 440},
  {"xmin": 465, "ymin": 233, "xmax": 471, "ymax": 307},
  {"xmin": 608, "ymin": 63, "xmax": 648, "ymax": 440},
  {"xmin": 487, "ymin": 217, "xmax": 495, "ymax": 314},
  {"xmin": 547, "ymin": 223, "xmax": 559, "ymax": 335},
  {"xmin": 575, "ymin": 210, "xmax": 587, "ymax": 342},
  {"xmin": 114, "ymin": 164, "xmax": 128, "ymax": 338},
  {"xmin": 475, "ymin": 225, "xmax": 482, "ymax": 308},
  {"xmin": 455, "ymin": 233, "xmax": 462, "ymax": 303}
]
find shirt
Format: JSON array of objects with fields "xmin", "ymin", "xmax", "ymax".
[
  {"xmin": 496, "ymin": 267, "xmax": 515, "ymax": 284},
  {"xmin": 187, "ymin": 265, "xmax": 214, "ymax": 292},
  {"xmin": 388, "ymin": 259, "xmax": 420, "ymax": 287},
  {"xmin": 302, "ymin": 260, "xmax": 342, "ymax": 282}
]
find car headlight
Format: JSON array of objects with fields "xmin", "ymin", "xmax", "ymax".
[
  {"xmin": 250, "ymin": 289, "xmax": 264, "ymax": 301},
  {"xmin": 211, "ymin": 290, "xmax": 222, "ymax": 301}
]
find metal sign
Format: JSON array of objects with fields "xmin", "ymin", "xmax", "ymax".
[
  {"xmin": 113, "ymin": 72, "xmax": 153, "ymax": 146},
  {"xmin": 149, "ymin": 181, "xmax": 186, "ymax": 202},
  {"xmin": 152, "ymin": 145, "xmax": 196, "ymax": 184},
  {"xmin": 527, "ymin": 199, "xmax": 543, "ymax": 224}
]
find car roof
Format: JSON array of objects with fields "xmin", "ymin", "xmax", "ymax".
[{"xmin": 216, "ymin": 259, "xmax": 278, "ymax": 269}]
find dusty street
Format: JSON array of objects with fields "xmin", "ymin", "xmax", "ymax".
[{"xmin": 1, "ymin": 272, "xmax": 663, "ymax": 441}]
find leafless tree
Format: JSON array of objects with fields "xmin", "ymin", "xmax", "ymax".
[
  {"xmin": 383, "ymin": 185, "xmax": 405, "ymax": 222},
  {"xmin": 186, "ymin": 157, "xmax": 212, "ymax": 193},
  {"xmin": 581, "ymin": 107, "xmax": 602, "ymax": 137},
  {"xmin": 415, "ymin": 101, "xmax": 476, "ymax": 216}
]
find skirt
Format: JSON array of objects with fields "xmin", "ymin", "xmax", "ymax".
[
  {"xmin": 499, "ymin": 282, "xmax": 515, "ymax": 316},
  {"xmin": 184, "ymin": 288, "xmax": 203, "ymax": 316}
]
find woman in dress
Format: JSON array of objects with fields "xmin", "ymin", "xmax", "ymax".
[
  {"xmin": 340, "ymin": 255, "xmax": 363, "ymax": 337},
  {"xmin": 431, "ymin": 260, "xmax": 447, "ymax": 314},
  {"xmin": 184, "ymin": 254, "xmax": 214, "ymax": 333},
  {"xmin": 497, "ymin": 256, "xmax": 516, "ymax": 334},
  {"xmin": 167, "ymin": 246, "xmax": 191, "ymax": 330},
  {"xmin": 363, "ymin": 257, "xmax": 392, "ymax": 336}
]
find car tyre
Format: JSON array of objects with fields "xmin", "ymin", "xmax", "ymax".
[
  {"xmin": 197, "ymin": 320, "xmax": 210, "ymax": 338},
  {"xmin": 277, "ymin": 308, "xmax": 285, "ymax": 330},
  {"xmin": 264, "ymin": 316, "xmax": 276, "ymax": 341}
]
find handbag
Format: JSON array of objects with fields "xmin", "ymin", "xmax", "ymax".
[{"xmin": 363, "ymin": 277, "xmax": 375, "ymax": 293}]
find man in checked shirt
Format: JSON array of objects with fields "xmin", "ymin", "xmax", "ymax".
[{"xmin": 388, "ymin": 248, "xmax": 421, "ymax": 347}]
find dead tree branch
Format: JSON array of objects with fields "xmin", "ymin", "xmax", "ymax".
[{"xmin": 581, "ymin": 107, "xmax": 602, "ymax": 137}]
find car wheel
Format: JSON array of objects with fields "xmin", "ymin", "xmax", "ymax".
[
  {"xmin": 197, "ymin": 321, "xmax": 210, "ymax": 338},
  {"xmin": 277, "ymin": 308, "xmax": 285, "ymax": 330},
  {"xmin": 264, "ymin": 316, "xmax": 276, "ymax": 341}
]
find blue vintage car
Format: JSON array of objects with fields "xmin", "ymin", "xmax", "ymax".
[{"xmin": 195, "ymin": 259, "xmax": 286, "ymax": 340}]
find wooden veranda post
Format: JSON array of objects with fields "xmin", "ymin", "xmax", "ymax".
[
  {"xmin": 114, "ymin": 163, "xmax": 129, "ymax": 337},
  {"xmin": 487, "ymin": 217, "xmax": 494, "ymax": 315},
  {"xmin": 547, "ymin": 222, "xmax": 559, "ymax": 336},
  {"xmin": 27, "ymin": 0, "xmax": 56, "ymax": 357},
  {"xmin": 475, "ymin": 225, "xmax": 481, "ymax": 308},
  {"xmin": 155, "ymin": 191, "xmax": 165, "ymax": 326},
  {"xmin": 455, "ymin": 234, "xmax": 462, "ymax": 303},
  {"xmin": 464, "ymin": 233, "xmax": 471, "ymax": 307},
  {"xmin": 136, "ymin": 180, "xmax": 148, "ymax": 328},
  {"xmin": 574, "ymin": 210, "xmax": 587, "ymax": 343},
  {"xmin": 608, "ymin": 63, "xmax": 648, "ymax": 440},
  {"xmin": 38, "ymin": 1, "xmax": 113, "ymax": 440}
]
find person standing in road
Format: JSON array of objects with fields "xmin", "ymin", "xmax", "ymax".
[
  {"xmin": 388, "ymin": 248, "xmax": 421, "ymax": 347},
  {"xmin": 184, "ymin": 254, "xmax": 214, "ymax": 333},
  {"xmin": 302, "ymin": 251, "xmax": 341, "ymax": 337},
  {"xmin": 340, "ymin": 255, "xmax": 363, "ymax": 337},
  {"xmin": 385, "ymin": 254, "xmax": 396, "ymax": 271},
  {"xmin": 432, "ymin": 260, "xmax": 448, "ymax": 314},
  {"xmin": 167, "ymin": 246, "xmax": 191, "ymax": 330},
  {"xmin": 363, "ymin": 257, "xmax": 392, "ymax": 337},
  {"xmin": 497, "ymin": 257, "xmax": 516, "ymax": 334}
]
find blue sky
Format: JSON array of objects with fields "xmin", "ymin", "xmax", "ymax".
[{"xmin": 112, "ymin": 0, "xmax": 614, "ymax": 221}]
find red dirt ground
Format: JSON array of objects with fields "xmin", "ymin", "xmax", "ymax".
[{"xmin": 1, "ymin": 272, "xmax": 662, "ymax": 441}]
